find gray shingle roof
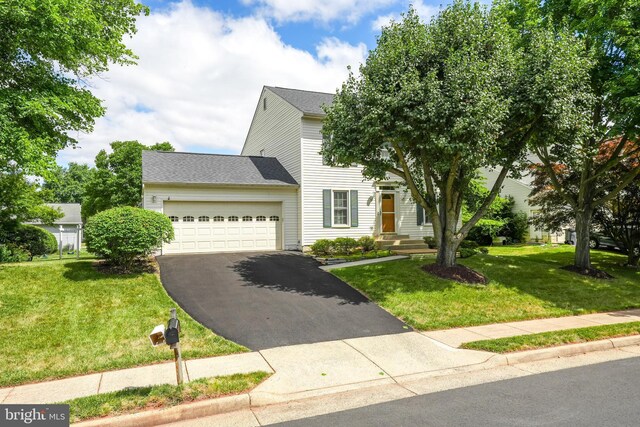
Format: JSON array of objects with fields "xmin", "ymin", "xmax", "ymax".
[
  {"xmin": 27, "ymin": 203, "xmax": 82, "ymax": 225},
  {"xmin": 266, "ymin": 86, "xmax": 334, "ymax": 116},
  {"xmin": 142, "ymin": 151, "xmax": 298, "ymax": 187}
]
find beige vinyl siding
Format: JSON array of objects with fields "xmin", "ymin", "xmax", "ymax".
[
  {"xmin": 481, "ymin": 168, "xmax": 534, "ymax": 214},
  {"xmin": 300, "ymin": 118, "xmax": 377, "ymax": 245},
  {"xmin": 395, "ymin": 192, "xmax": 435, "ymax": 238},
  {"xmin": 241, "ymin": 87, "xmax": 303, "ymax": 183},
  {"xmin": 143, "ymin": 184, "xmax": 299, "ymax": 250}
]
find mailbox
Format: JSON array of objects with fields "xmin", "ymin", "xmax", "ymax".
[
  {"xmin": 149, "ymin": 324, "xmax": 166, "ymax": 346},
  {"xmin": 165, "ymin": 318, "xmax": 180, "ymax": 345}
]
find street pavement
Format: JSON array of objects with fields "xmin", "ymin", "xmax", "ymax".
[{"xmin": 272, "ymin": 356, "xmax": 640, "ymax": 427}]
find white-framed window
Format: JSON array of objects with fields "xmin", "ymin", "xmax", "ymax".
[
  {"xmin": 168, "ymin": 215, "xmax": 179, "ymax": 222},
  {"xmin": 332, "ymin": 190, "xmax": 349, "ymax": 226},
  {"xmin": 183, "ymin": 216, "xmax": 194, "ymax": 222},
  {"xmin": 228, "ymin": 216, "xmax": 238, "ymax": 222},
  {"xmin": 198, "ymin": 216, "xmax": 209, "ymax": 222},
  {"xmin": 256, "ymin": 216, "xmax": 266, "ymax": 222},
  {"xmin": 242, "ymin": 216, "xmax": 253, "ymax": 222},
  {"xmin": 269, "ymin": 216, "xmax": 280, "ymax": 222},
  {"xmin": 213, "ymin": 216, "xmax": 224, "ymax": 222}
]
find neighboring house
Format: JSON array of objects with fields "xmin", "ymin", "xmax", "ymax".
[
  {"xmin": 27, "ymin": 203, "xmax": 83, "ymax": 249},
  {"xmin": 483, "ymin": 167, "xmax": 563, "ymax": 243},
  {"xmin": 142, "ymin": 85, "xmax": 548, "ymax": 254}
]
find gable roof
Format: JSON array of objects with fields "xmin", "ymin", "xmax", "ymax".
[
  {"xmin": 265, "ymin": 86, "xmax": 334, "ymax": 116},
  {"xmin": 142, "ymin": 151, "xmax": 298, "ymax": 187},
  {"xmin": 27, "ymin": 203, "xmax": 82, "ymax": 225}
]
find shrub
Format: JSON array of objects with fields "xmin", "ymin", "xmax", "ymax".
[
  {"xmin": 479, "ymin": 247, "xmax": 489, "ymax": 254},
  {"xmin": 458, "ymin": 240, "xmax": 484, "ymax": 258},
  {"xmin": 3, "ymin": 225, "xmax": 58, "ymax": 260},
  {"xmin": 333, "ymin": 237, "xmax": 358, "ymax": 255},
  {"xmin": 85, "ymin": 207, "xmax": 174, "ymax": 269},
  {"xmin": 311, "ymin": 239, "xmax": 334, "ymax": 256},
  {"xmin": 459, "ymin": 240, "xmax": 479, "ymax": 250},
  {"xmin": 0, "ymin": 244, "xmax": 29, "ymax": 263},
  {"xmin": 459, "ymin": 247, "xmax": 477, "ymax": 258},
  {"xmin": 423, "ymin": 236, "xmax": 438, "ymax": 249},
  {"xmin": 358, "ymin": 236, "xmax": 376, "ymax": 252}
]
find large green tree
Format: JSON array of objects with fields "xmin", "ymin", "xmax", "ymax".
[
  {"xmin": 322, "ymin": 2, "xmax": 591, "ymax": 267},
  {"xmin": 0, "ymin": 0, "xmax": 148, "ymax": 177},
  {"xmin": 498, "ymin": 0, "xmax": 640, "ymax": 271},
  {"xmin": 43, "ymin": 163, "xmax": 94, "ymax": 204},
  {"xmin": 0, "ymin": 167, "xmax": 62, "ymax": 236},
  {"xmin": 82, "ymin": 141, "xmax": 173, "ymax": 219}
]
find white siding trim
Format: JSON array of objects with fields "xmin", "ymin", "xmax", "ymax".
[{"xmin": 241, "ymin": 87, "xmax": 303, "ymax": 184}]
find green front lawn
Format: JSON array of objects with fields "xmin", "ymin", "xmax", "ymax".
[
  {"xmin": 332, "ymin": 245, "xmax": 640, "ymax": 330},
  {"xmin": 461, "ymin": 322, "xmax": 640, "ymax": 353},
  {"xmin": 65, "ymin": 372, "xmax": 270, "ymax": 423},
  {"xmin": 0, "ymin": 258, "xmax": 246, "ymax": 387}
]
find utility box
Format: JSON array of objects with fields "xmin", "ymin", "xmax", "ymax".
[{"xmin": 165, "ymin": 318, "xmax": 180, "ymax": 345}]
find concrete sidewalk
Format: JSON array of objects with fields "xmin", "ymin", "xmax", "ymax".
[
  {"xmin": 424, "ymin": 308, "xmax": 640, "ymax": 347},
  {"xmin": 3, "ymin": 309, "xmax": 640, "ymax": 407}
]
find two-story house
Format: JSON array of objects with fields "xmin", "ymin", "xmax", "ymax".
[{"xmin": 142, "ymin": 86, "xmax": 434, "ymax": 254}]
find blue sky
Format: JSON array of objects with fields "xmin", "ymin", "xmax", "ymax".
[{"xmin": 59, "ymin": 0, "xmax": 451, "ymax": 166}]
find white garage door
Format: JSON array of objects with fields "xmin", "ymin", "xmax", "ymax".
[{"xmin": 163, "ymin": 201, "xmax": 282, "ymax": 254}]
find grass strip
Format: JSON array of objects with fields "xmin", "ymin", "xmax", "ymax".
[
  {"xmin": 64, "ymin": 371, "xmax": 271, "ymax": 423},
  {"xmin": 461, "ymin": 322, "xmax": 640, "ymax": 353}
]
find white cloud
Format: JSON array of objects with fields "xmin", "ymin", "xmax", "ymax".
[
  {"xmin": 371, "ymin": 1, "xmax": 441, "ymax": 30},
  {"xmin": 243, "ymin": 0, "xmax": 396, "ymax": 24},
  {"xmin": 58, "ymin": 1, "xmax": 367, "ymax": 166}
]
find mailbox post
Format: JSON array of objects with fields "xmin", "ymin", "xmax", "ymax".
[{"xmin": 167, "ymin": 308, "xmax": 184, "ymax": 385}]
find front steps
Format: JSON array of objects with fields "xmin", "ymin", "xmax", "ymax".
[{"xmin": 377, "ymin": 235, "xmax": 434, "ymax": 252}]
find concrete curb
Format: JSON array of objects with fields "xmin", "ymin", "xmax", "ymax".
[
  {"xmin": 73, "ymin": 394, "xmax": 249, "ymax": 427},
  {"xmin": 72, "ymin": 336, "xmax": 640, "ymax": 426},
  {"xmin": 504, "ymin": 335, "xmax": 640, "ymax": 365}
]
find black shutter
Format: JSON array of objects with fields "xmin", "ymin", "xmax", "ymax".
[{"xmin": 417, "ymin": 203, "xmax": 424, "ymax": 226}]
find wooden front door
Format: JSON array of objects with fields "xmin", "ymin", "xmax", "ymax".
[{"xmin": 381, "ymin": 193, "xmax": 396, "ymax": 233}]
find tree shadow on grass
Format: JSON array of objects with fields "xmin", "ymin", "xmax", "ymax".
[{"xmin": 231, "ymin": 252, "xmax": 369, "ymax": 305}]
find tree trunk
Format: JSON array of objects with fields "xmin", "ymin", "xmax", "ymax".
[
  {"xmin": 436, "ymin": 236, "xmax": 459, "ymax": 267},
  {"xmin": 574, "ymin": 208, "xmax": 593, "ymax": 270},
  {"xmin": 627, "ymin": 243, "xmax": 640, "ymax": 267},
  {"xmin": 436, "ymin": 205, "xmax": 460, "ymax": 267}
]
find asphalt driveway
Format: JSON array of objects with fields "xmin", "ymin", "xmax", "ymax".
[{"xmin": 156, "ymin": 252, "xmax": 409, "ymax": 350}]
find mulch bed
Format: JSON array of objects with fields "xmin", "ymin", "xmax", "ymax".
[
  {"xmin": 560, "ymin": 265, "xmax": 614, "ymax": 279},
  {"xmin": 422, "ymin": 263, "xmax": 488, "ymax": 285}
]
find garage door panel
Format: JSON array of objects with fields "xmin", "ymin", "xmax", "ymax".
[
  {"xmin": 197, "ymin": 241, "xmax": 212, "ymax": 249},
  {"xmin": 163, "ymin": 201, "xmax": 282, "ymax": 254}
]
